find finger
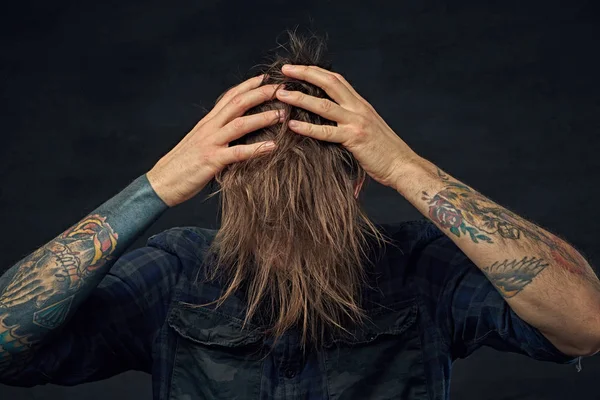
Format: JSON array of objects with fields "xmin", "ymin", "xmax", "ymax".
[
  {"xmin": 211, "ymin": 84, "xmax": 280, "ymax": 129},
  {"xmin": 279, "ymin": 65, "xmax": 359, "ymax": 109},
  {"xmin": 308, "ymin": 66, "xmax": 374, "ymax": 112},
  {"xmin": 210, "ymin": 74, "xmax": 266, "ymax": 115},
  {"xmin": 286, "ymin": 119, "xmax": 345, "ymax": 144},
  {"xmin": 307, "ymin": 66, "xmax": 357, "ymax": 96},
  {"xmin": 216, "ymin": 109, "xmax": 284, "ymax": 146},
  {"xmin": 217, "ymin": 141, "xmax": 277, "ymax": 166},
  {"xmin": 306, "ymin": 66, "xmax": 385, "ymax": 127},
  {"xmin": 275, "ymin": 89, "xmax": 353, "ymax": 123},
  {"xmin": 170, "ymin": 79, "xmax": 273, "ymax": 156},
  {"xmin": 202, "ymin": 74, "xmax": 267, "ymax": 124}
]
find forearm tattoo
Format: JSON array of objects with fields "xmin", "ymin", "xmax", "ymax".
[
  {"xmin": 481, "ymin": 257, "xmax": 549, "ymax": 298},
  {"xmin": 0, "ymin": 173, "xmax": 168, "ymax": 377},
  {"xmin": 0, "ymin": 215, "xmax": 118, "ymax": 375},
  {"xmin": 0, "ymin": 215, "xmax": 118, "ymax": 309},
  {"xmin": 422, "ymin": 167, "xmax": 597, "ymax": 297}
]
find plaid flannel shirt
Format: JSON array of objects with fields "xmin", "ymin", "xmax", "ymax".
[{"xmin": 0, "ymin": 219, "xmax": 580, "ymax": 399}]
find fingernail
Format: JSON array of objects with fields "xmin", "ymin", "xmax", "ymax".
[
  {"xmin": 278, "ymin": 90, "xmax": 289, "ymax": 96},
  {"xmin": 264, "ymin": 141, "xmax": 276, "ymax": 148},
  {"xmin": 289, "ymin": 120, "xmax": 299, "ymax": 127},
  {"xmin": 282, "ymin": 64, "xmax": 295, "ymax": 71}
]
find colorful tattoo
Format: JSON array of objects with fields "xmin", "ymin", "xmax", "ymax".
[
  {"xmin": 33, "ymin": 295, "xmax": 75, "ymax": 329},
  {"xmin": 0, "ymin": 173, "xmax": 168, "ymax": 377},
  {"xmin": 481, "ymin": 257, "xmax": 549, "ymax": 298},
  {"xmin": 422, "ymin": 168, "xmax": 592, "ymax": 278},
  {"xmin": 0, "ymin": 313, "xmax": 33, "ymax": 374},
  {"xmin": 0, "ymin": 214, "xmax": 118, "ymax": 375},
  {"xmin": 0, "ymin": 214, "xmax": 118, "ymax": 309}
]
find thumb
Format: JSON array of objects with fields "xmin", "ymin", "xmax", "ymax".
[{"xmin": 219, "ymin": 141, "xmax": 276, "ymax": 165}]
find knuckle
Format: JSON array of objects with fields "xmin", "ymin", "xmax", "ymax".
[
  {"xmin": 231, "ymin": 93, "xmax": 243, "ymax": 105},
  {"xmin": 323, "ymin": 74, "xmax": 341, "ymax": 91},
  {"xmin": 357, "ymin": 104, "xmax": 371, "ymax": 115},
  {"xmin": 232, "ymin": 146, "xmax": 245, "ymax": 161},
  {"xmin": 295, "ymin": 66, "xmax": 310, "ymax": 77},
  {"xmin": 357, "ymin": 114, "xmax": 369, "ymax": 130},
  {"xmin": 233, "ymin": 117, "xmax": 245, "ymax": 128},
  {"xmin": 223, "ymin": 89, "xmax": 236, "ymax": 101},
  {"xmin": 258, "ymin": 85, "xmax": 271, "ymax": 99},
  {"xmin": 320, "ymin": 98, "xmax": 333, "ymax": 111},
  {"xmin": 355, "ymin": 115, "xmax": 369, "ymax": 131},
  {"xmin": 322, "ymin": 124, "xmax": 334, "ymax": 139},
  {"xmin": 354, "ymin": 128, "xmax": 368, "ymax": 142},
  {"xmin": 333, "ymin": 72, "xmax": 344, "ymax": 81},
  {"xmin": 326, "ymin": 73, "xmax": 339, "ymax": 83}
]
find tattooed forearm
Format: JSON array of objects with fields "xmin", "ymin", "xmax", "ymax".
[
  {"xmin": 0, "ymin": 313, "xmax": 35, "ymax": 375},
  {"xmin": 0, "ymin": 214, "xmax": 118, "ymax": 375},
  {"xmin": 422, "ymin": 167, "xmax": 593, "ymax": 279},
  {"xmin": 395, "ymin": 157, "xmax": 600, "ymax": 353},
  {"xmin": 482, "ymin": 256, "xmax": 550, "ymax": 298},
  {"xmin": 0, "ymin": 215, "xmax": 118, "ymax": 310},
  {"xmin": 0, "ymin": 174, "xmax": 168, "ymax": 377}
]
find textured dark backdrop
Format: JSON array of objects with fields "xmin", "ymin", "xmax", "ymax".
[{"xmin": 1, "ymin": 0, "xmax": 599, "ymax": 399}]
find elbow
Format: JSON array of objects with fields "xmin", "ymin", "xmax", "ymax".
[
  {"xmin": 572, "ymin": 346, "xmax": 600, "ymax": 358},
  {"xmin": 577, "ymin": 307, "xmax": 600, "ymax": 357},
  {"xmin": 552, "ymin": 341, "xmax": 599, "ymax": 357},
  {"xmin": 542, "ymin": 328, "xmax": 600, "ymax": 357},
  {"xmin": 553, "ymin": 342, "xmax": 598, "ymax": 358},
  {"xmin": 579, "ymin": 334, "xmax": 600, "ymax": 357},
  {"xmin": 566, "ymin": 344, "xmax": 600, "ymax": 358},
  {"xmin": 567, "ymin": 331, "xmax": 600, "ymax": 357},
  {"xmin": 553, "ymin": 297, "xmax": 600, "ymax": 357}
]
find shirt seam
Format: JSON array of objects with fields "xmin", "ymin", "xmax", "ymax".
[
  {"xmin": 167, "ymin": 334, "xmax": 182, "ymax": 400},
  {"xmin": 413, "ymin": 222, "xmax": 453, "ymax": 352},
  {"xmin": 416, "ymin": 294, "xmax": 435, "ymax": 400},
  {"xmin": 464, "ymin": 329, "xmax": 501, "ymax": 357}
]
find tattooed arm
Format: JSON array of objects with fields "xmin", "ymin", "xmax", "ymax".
[
  {"xmin": 393, "ymin": 156, "xmax": 600, "ymax": 357},
  {"xmin": 0, "ymin": 174, "xmax": 168, "ymax": 378}
]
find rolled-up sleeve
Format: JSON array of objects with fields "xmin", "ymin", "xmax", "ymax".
[
  {"xmin": 0, "ymin": 245, "xmax": 181, "ymax": 387},
  {"xmin": 414, "ymin": 221, "xmax": 581, "ymax": 365}
]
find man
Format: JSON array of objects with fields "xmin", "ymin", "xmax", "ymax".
[{"xmin": 1, "ymin": 47, "xmax": 599, "ymax": 399}]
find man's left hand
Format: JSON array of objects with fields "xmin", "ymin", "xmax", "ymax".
[{"xmin": 275, "ymin": 64, "xmax": 419, "ymax": 189}]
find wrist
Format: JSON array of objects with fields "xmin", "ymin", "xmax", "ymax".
[
  {"xmin": 390, "ymin": 152, "xmax": 429, "ymax": 193},
  {"xmin": 87, "ymin": 173, "xmax": 169, "ymax": 252},
  {"xmin": 146, "ymin": 167, "xmax": 182, "ymax": 208}
]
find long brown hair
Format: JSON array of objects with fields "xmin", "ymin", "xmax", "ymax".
[{"xmin": 196, "ymin": 28, "xmax": 394, "ymax": 348}]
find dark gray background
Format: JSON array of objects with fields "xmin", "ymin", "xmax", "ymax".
[{"xmin": 1, "ymin": 0, "xmax": 599, "ymax": 399}]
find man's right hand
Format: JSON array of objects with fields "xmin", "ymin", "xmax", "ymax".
[{"xmin": 146, "ymin": 74, "xmax": 283, "ymax": 208}]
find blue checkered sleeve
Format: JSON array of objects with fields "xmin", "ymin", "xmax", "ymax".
[
  {"xmin": 415, "ymin": 221, "xmax": 580, "ymax": 364},
  {"xmin": 1, "ymin": 245, "xmax": 180, "ymax": 387}
]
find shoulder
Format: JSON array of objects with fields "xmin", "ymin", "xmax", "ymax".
[
  {"xmin": 379, "ymin": 218, "xmax": 468, "ymax": 267},
  {"xmin": 145, "ymin": 226, "xmax": 217, "ymax": 279},
  {"xmin": 375, "ymin": 218, "xmax": 446, "ymax": 257},
  {"xmin": 360, "ymin": 219, "xmax": 446, "ymax": 302},
  {"xmin": 374, "ymin": 218, "xmax": 473, "ymax": 295},
  {"xmin": 147, "ymin": 226, "xmax": 217, "ymax": 255}
]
